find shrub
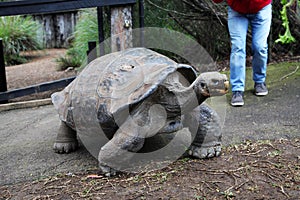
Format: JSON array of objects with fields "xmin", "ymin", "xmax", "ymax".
[
  {"xmin": 0, "ymin": 15, "xmax": 42, "ymax": 65},
  {"xmin": 55, "ymin": 48, "xmax": 82, "ymax": 71},
  {"xmin": 56, "ymin": 9, "xmax": 101, "ymax": 70}
]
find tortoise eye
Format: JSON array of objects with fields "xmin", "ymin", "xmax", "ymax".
[
  {"xmin": 212, "ymin": 79, "xmax": 219, "ymax": 85},
  {"xmin": 200, "ymin": 82, "xmax": 206, "ymax": 88}
]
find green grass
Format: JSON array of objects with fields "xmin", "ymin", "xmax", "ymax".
[
  {"xmin": 223, "ymin": 62, "xmax": 300, "ymax": 96},
  {"xmin": 266, "ymin": 62, "xmax": 300, "ymax": 84},
  {"xmin": 0, "ymin": 16, "xmax": 42, "ymax": 65},
  {"xmin": 55, "ymin": 48, "xmax": 82, "ymax": 71}
]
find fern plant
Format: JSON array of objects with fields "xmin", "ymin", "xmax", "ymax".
[{"xmin": 0, "ymin": 15, "xmax": 42, "ymax": 65}]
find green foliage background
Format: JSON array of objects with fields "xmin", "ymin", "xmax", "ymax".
[
  {"xmin": 56, "ymin": 8, "xmax": 111, "ymax": 70},
  {"xmin": 58, "ymin": 0, "xmax": 300, "ymax": 69},
  {"xmin": 56, "ymin": 9, "xmax": 98, "ymax": 70},
  {"xmin": 0, "ymin": 15, "xmax": 42, "ymax": 65}
]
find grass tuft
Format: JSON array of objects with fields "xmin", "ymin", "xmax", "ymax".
[{"xmin": 0, "ymin": 15, "xmax": 42, "ymax": 65}]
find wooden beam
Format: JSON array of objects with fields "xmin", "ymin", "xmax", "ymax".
[
  {"xmin": 0, "ymin": 76, "xmax": 76, "ymax": 102},
  {"xmin": 87, "ymin": 41, "xmax": 97, "ymax": 63},
  {"xmin": 139, "ymin": 0, "xmax": 144, "ymax": 28},
  {"xmin": 0, "ymin": 0, "xmax": 136, "ymax": 16},
  {"xmin": 0, "ymin": 40, "xmax": 7, "ymax": 104},
  {"xmin": 97, "ymin": 6, "xmax": 105, "ymax": 56},
  {"xmin": 139, "ymin": 0, "xmax": 145, "ymax": 47}
]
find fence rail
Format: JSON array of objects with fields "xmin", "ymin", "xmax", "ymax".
[
  {"xmin": 0, "ymin": 0, "xmax": 136, "ymax": 16},
  {"xmin": 0, "ymin": 76, "xmax": 76, "ymax": 102}
]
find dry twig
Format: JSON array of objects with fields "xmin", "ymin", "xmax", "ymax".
[
  {"xmin": 279, "ymin": 185, "xmax": 290, "ymax": 198},
  {"xmin": 280, "ymin": 65, "xmax": 299, "ymax": 81}
]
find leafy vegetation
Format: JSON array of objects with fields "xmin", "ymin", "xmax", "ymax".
[
  {"xmin": 55, "ymin": 48, "xmax": 82, "ymax": 71},
  {"xmin": 69, "ymin": 9, "xmax": 99, "ymax": 64},
  {"xmin": 56, "ymin": 8, "xmax": 111, "ymax": 70},
  {"xmin": 145, "ymin": 0, "xmax": 300, "ymax": 59},
  {"xmin": 276, "ymin": 0, "xmax": 298, "ymax": 44},
  {"xmin": 143, "ymin": 0, "xmax": 230, "ymax": 60},
  {"xmin": 56, "ymin": 10, "xmax": 96, "ymax": 70},
  {"xmin": 57, "ymin": 0, "xmax": 300, "ymax": 69},
  {"xmin": 56, "ymin": 2, "xmax": 186, "ymax": 69},
  {"xmin": 0, "ymin": 15, "xmax": 42, "ymax": 65}
]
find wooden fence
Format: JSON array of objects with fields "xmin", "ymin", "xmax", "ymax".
[{"xmin": 0, "ymin": 0, "xmax": 144, "ymax": 103}]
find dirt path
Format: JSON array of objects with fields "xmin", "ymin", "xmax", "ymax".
[
  {"xmin": 5, "ymin": 49, "xmax": 77, "ymax": 101},
  {"xmin": 0, "ymin": 103, "xmax": 299, "ymax": 199}
]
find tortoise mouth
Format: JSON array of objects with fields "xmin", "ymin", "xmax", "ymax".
[
  {"xmin": 206, "ymin": 80, "xmax": 230, "ymax": 96},
  {"xmin": 202, "ymin": 89, "xmax": 211, "ymax": 97},
  {"xmin": 224, "ymin": 80, "xmax": 230, "ymax": 93}
]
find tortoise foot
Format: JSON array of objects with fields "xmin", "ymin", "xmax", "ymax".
[
  {"xmin": 99, "ymin": 164, "xmax": 117, "ymax": 177},
  {"xmin": 53, "ymin": 141, "xmax": 78, "ymax": 154},
  {"xmin": 53, "ymin": 122, "xmax": 78, "ymax": 154},
  {"xmin": 188, "ymin": 144, "xmax": 221, "ymax": 159}
]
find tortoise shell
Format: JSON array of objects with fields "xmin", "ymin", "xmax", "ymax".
[{"xmin": 52, "ymin": 48, "xmax": 197, "ymax": 135}]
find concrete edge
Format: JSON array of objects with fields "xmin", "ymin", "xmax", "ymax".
[{"xmin": 0, "ymin": 98, "xmax": 52, "ymax": 112}]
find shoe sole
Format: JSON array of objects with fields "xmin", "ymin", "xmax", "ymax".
[
  {"xmin": 231, "ymin": 102, "xmax": 244, "ymax": 106},
  {"xmin": 255, "ymin": 91, "xmax": 268, "ymax": 96}
]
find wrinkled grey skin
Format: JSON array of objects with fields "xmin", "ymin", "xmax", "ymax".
[{"xmin": 52, "ymin": 48, "xmax": 229, "ymax": 176}]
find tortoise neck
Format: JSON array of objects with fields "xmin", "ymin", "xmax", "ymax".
[{"xmin": 178, "ymin": 86, "xmax": 208, "ymax": 114}]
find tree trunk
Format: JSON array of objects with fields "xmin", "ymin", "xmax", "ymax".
[{"xmin": 33, "ymin": 11, "xmax": 78, "ymax": 48}]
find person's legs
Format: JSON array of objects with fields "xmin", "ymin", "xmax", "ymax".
[
  {"xmin": 228, "ymin": 6, "xmax": 249, "ymax": 92},
  {"xmin": 250, "ymin": 4, "xmax": 272, "ymax": 85},
  {"xmin": 228, "ymin": 7, "xmax": 249, "ymax": 106}
]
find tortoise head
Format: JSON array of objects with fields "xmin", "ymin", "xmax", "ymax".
[{"xmin": 194, "ymin": 72, "xmax": 229, "ymax": 98}]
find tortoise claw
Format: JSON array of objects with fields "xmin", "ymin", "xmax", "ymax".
[
  {"xmin": 188, "ymin": 144, "xmax": 222, "ymax": 159},
  {"xmin": 99, "ymin": 164, "xmax": 117, "ymax": 177},
  {"xmin": 53, "ymin": 141, "xmax": 78, "ymax": 154}
]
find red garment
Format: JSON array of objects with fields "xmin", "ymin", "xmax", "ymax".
[{"xmin": 213, "ymin": 0, "xmax": 272, "ymax": 14}]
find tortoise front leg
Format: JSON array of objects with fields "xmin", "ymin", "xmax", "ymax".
[
  {"xmin": 98, "ymin": 130, "xmax": 145, "ymax": 176},
  {"xmin": 53, "ymin": 121, "xmax": 78, "ymax": 154},
  {"xmin": 183, "ymin": 104, "xmax": 222, "ymax": 158},
  {"xmin": 98, "ymin": 104, "xmax": 167, "ymax": 176}
]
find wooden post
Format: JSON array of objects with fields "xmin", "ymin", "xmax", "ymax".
[
  {"xmin": 139, "ymin": 0, "xmax": 145, "ymax": 47},
  {"xmin": 97, "ymin": 7, "xmax": 105, "ymax": 56},
  {"xmin": 110, "ymin": 5, "xmax": 133, "ymax": 52},
  {"xmin": 87, "ymin": 41, "xmax": 97, "ymax": 64},
  {"xmin": 268, "ymin": 26, "xmax": 272, "ymax": 63},
  {"xmin": 0, "ymin": 39, "xmax": 8, "ymax": 104}
]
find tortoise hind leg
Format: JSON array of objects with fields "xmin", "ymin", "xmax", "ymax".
[
  {"xmin": 53, "ymin": 121, "xmax": 78, "ymax": 154},
  {"xmin": 183, "ymin": 103, "xmax": 222, "ymax": 159}
]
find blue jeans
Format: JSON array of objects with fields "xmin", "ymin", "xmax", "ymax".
[{"xmin": 228, "ymin": 4, "xmax": 272, "ymax": 92}]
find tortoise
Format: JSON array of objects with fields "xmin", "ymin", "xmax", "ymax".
[{"xmin": 51, "ymin": 47, "xmax": 229, "ymax": 176}]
